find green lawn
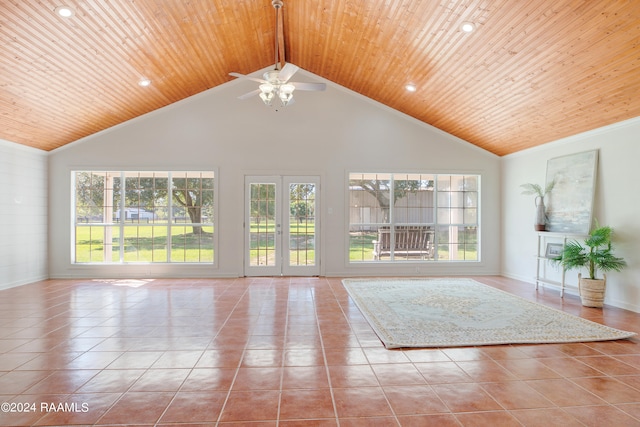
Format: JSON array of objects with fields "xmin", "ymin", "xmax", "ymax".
[
  {"xmin": 76, "ymin": 222, "xmax": 316, "ymax": 263},
  {"xmin": 76, "ymin": 223, "xmax": 475, "ymax": 264},
  {"xmin": 348, "ymin": 232, "xmax": 477, "ymax": 261},
  {"xmin": 75, "ymin": 224, "xmax": 214, "ymax": 263}
]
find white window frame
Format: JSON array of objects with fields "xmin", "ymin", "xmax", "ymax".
[
  {"xmin": 348, "ymin": 172, "xmax": 480, "ymax": 263},
  {"xmin": 72, "ymin": 170, "xmax": 218, "ymax": 265}
]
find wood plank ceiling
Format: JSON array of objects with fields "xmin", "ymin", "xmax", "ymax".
[{"xmin": 1, "ymin": 0, "xmax": 639, "ymax": 156}]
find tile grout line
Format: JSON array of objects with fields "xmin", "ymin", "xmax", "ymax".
[
  {"xmin": 315, "ymin": 277, "xmax": 342, "ymax": 426},
  {"xmin": 213, "ymin": 278, "xmax": 257, "ymax": 426}
]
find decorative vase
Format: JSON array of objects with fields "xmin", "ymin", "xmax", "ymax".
[
  {"xmin": 578, "ymin": 273, "xmax": 606, "ymax": 308},
  {"xmin": 534, "ymin": 196, "xmax": 546, "ymax": 231}
]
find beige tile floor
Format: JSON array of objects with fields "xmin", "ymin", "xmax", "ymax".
[{"xmin": 0, "ymin": 276, "xmax": 638, "ymax": 426}]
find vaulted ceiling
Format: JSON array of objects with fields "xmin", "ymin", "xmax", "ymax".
[{"xmin": 2, "ymin": 0, "xmax": 639, "ymax": 155}]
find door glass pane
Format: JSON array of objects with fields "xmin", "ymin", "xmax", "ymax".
[
  {"xmin": 288, "ymin": 183, "xmax": 315, "ymax": 266},
  {"xmin": 250, "ymin": 183, "xmax": 276, "ymax": 266}
]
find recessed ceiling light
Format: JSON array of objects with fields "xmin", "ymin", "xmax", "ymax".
[
  {"xmin": 461, "ymin": 22, "xmax": 475, "ymax": 33},
  {"xmin": 55, "ymin": 5, "xmax": 75, "ymax": 18},
  {"xmin": 405, "ymin": 83, "xmax": 417, "ymax": 92},
  {"xmin": 138, "ymin": 78, "xmax": 151, "ymax": 87}
]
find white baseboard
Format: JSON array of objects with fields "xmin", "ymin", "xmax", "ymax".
[
  {"xmin": 605, "ymin": 297, "xmax": 640, "ymax": 314},
  {"xmin": 0, "ymin": 275, "xmax": 49, "ymax": 291}
]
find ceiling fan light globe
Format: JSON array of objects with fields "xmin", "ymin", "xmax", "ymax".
[
  {"xmin": 259, "ymin": 83, "xmax": 274, "ymax": 93},
  {"xmin": 278, "ymin": 84, "xmax": 295, "ymax": 105},
  {"xmin": 278, "ymin": 93, "xmax": 293, "ymax": 106},
  {"xmin": 259, "ymin": 84, "xmax": 276, "ymax": 105},
  {"xmin": 259, "ymin": 91, "xmax": 274, "ymax": 105},
  {"xmin": 280, "ymin": 84, "xmax": 295, "ymax": 95}
]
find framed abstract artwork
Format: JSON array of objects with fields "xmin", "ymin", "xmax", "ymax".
[{"xmin": 545, "ymin": 150, "xmax": 598, "ymax": 234}]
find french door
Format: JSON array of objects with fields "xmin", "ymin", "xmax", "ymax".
[{"xmin": 244, "ymin": 176, "xmax": 320, "ymax": 276}]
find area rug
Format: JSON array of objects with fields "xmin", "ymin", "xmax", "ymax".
[{"xmin": 342, "ymin": 278, "xmax": 636, "ymax": 348}]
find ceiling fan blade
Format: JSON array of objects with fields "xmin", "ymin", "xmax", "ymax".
[
  {"xmin": 238, "ymin": 88, "xmax": 261, "ymax": 100},
  {"xmin": 229, "ymin": 72, "xmax": 267, "ymax": 84},
  {"xmin": 278, "ymin": 63, "xmax": 299, "ymax": 83},
  {"xmin": 291, "ymin": 82, "xmax": 327, "ymax": 92}
]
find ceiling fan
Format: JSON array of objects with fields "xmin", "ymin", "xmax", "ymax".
[{"xmin": 229, "ymin": 0, "xmax": 326, "ymax": 107}]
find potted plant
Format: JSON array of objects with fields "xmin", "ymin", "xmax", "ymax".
[
  {"xmin": 554, "ymin": 224, "xmax": 627, "ymax": 307},
  {"xmin": 520, "ymin": 180, "xmax": 555, "ymax": 231}
]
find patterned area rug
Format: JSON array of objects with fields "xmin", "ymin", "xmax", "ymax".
[{"xmin": 342, "ymin": 278, "xmax": 636, "ymax": 348}]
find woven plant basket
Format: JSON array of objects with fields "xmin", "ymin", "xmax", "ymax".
[{"xmin": 578, "ymin": 273, "xmax": 606, "ymax": 308}]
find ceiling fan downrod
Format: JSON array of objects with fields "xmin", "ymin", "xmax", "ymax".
[{"xmin": 272, "ymin": 0, "xmax": 283, "ymax": 71}]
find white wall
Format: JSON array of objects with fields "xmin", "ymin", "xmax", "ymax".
[
  {"xmin": 48, "ymin": 68, "xmax": 501, "ymax": 279},
  {"xmin": 0, "ymin": 139, "xmax": 48, "ymax": 289},
  {"xmin": 502, "ymin": 117, "xmax": 640, "ymax": 312}
]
